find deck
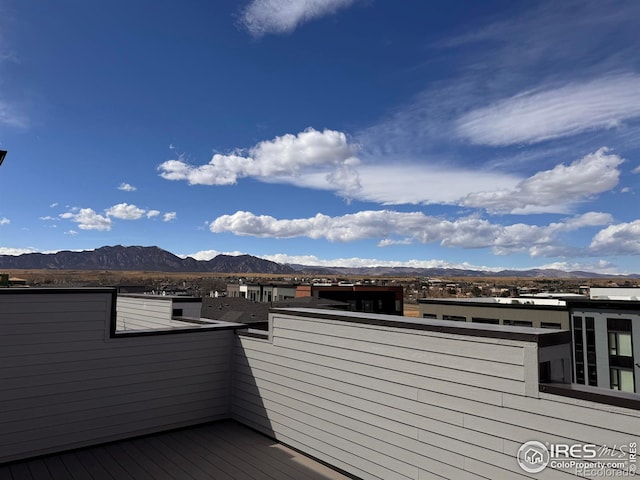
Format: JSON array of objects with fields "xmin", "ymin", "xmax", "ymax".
[{"xmin": 0, "ymin": 421, "xmax": 353, "ymax": 480}]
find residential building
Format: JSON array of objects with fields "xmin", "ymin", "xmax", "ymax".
[
  {"xmin": 227, "ymin": 282, "xmax": 298, "ymax": 302},
  {"xmin": 297, "ymin": 283, "xmax": 404, "ymax": 315},
  {"xmin": 227, "ymin": 282, "xmax": 404, "ymax": 315},
  {"xmin": 418, "ymin": 296, "xmax": 572, "ymax": 329},
  {"xmin": 568, "ymin": 299, "xmax": 640, "ymax": 393},
  {"xmin": 1, "ymin": 288, "xmax": 639, "ymax": 479}
]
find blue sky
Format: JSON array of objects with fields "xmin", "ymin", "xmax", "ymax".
[{"xmin": 1, "ymin": 0, "xmax": 640, "ymax": 274}]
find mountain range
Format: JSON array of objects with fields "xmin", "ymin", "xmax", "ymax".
[{"xmin": 0, "ymin": 245, "xmax": 636, "ymax": 278}]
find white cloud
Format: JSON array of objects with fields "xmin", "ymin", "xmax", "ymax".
[
  {"xmin": 262, "ymin": 252, "xmax": 498, "ymax": 270},
  {"xmin": 0, "ymin": 217, "xmax": 9, "ymax": 225},
  {"xmin": 163, "ymin": 212, "xmax": 177, "ymax": 222},
  {"xmin": 105, "ymin": 203, "xmax": 146, "ymax": 220},
  {"xmin": 49, "ymin": 203, "xmax": 58, "ymax": 208},
  {"xmin": 117, "ymin": 182, "xmax": 137, "ymax": 192},
  {"xmin": 633, "ymin": 165, "xmax": 640, "ymax": 174},
  {"xmin": 456, "ymin": 74, "xmax": 640, "ymax": 146},
  {"xmin": 462, "ymin": 148, "xmax": 623, "ymax": 213},
  {"xmin": 60, "ymin": 208, "xmax": 112, "ymax": 231},
  {"xmin": 590, "ymin": 220, "xmax": 640, "ymax": 255},
  {"xmin": 210, "ymin": 209, "xmax": 611, "ymax": 257},
  {"xmin": 146, "ymin": 210, "xmax": 160, "ymax": 218},
  {"xmin": 538, "ymin": 260, "xmax": 619, "ymax": 274},
  {"xmin": 240, "ymin": 0, "xmax": 357, "ymax": 36},
  {"xmin": 159, "ymin": 128, "xmax": 360, "ymax": 194},
  {"xmin": 182, "ymin": 249, "xmax": 246, "ymax": 261},
  {"xmin": 0, "ymin": 247, "xmax": 40, "ymax": 256},
  {"xmin": 39, "ymin": 216, "xmax": 57, "ymax": 221},
  {"xmin": 64, "ymin": 230, "xmax": 78, "ymax": 236}
]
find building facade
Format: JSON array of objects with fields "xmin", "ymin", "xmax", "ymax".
[
  {"xmin": 418, "ymin": 297, "xmax": 571, "ymax": 329},
  {"xmin": 568, "ymin": 300, "xmax": 640, "ymax": 393}
]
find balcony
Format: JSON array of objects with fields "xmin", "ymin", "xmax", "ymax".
[{"xmin": 1, "ymin": 288, "xmax": 639, "ymax": 479}]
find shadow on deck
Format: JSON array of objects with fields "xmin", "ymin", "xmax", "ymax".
[{"xmin": 0, "ymin": 420, "xmax": 354, "ymax": 480}]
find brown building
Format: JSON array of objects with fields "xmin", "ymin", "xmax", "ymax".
[{"xmin": 297, "ymin": 283, "xmax": 404, "ymax": 315}]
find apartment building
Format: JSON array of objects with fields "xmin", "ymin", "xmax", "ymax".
[
  {"xmin": 418, "ymin": 297, "xmax": 571, "ymax": 329},
  {"xmin": 228, "ymin": 282, "xmax": 404, "ymax": 315},
  {"xmin": 568, "ymin": 299, "xmax": 640, "ymax": 393},
  {"xmin": 227, "ymin": 283, "xmax": 298, "ymax": 302},
  {"xmin": 1, "ymin": 288, "xmax": 639, "ymax": 479},
  {"xmin": 297, "ymin": 283, "xmax": 404, "ymax": 315}
]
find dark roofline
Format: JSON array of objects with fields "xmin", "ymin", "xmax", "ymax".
[
  {"xmin": 540, "ymin": 383, "xmax": 640, "ymax": 411},
  {"xmin": 566, "ymin": 299, "xmax": 640, "ymax": 311},
  {"xmin": 269, "ymin": 307, "xmax": 571, "ymax": 347},
  {"xmin": 0, "ymin": 287, "xmax": 117, "ymax": 295}
]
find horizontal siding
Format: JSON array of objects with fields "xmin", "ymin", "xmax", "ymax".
[
  {"xmin": 274, "ymin": 316, "xmax": 526, "ymax": 364},
  {"xmin": 0, "ymin": 292, "xmax": 235, "ymax": 463},
  {"xmin": 233, "ymin": 311, "xmax": 640, "ymax": 480},
  {"xmin": 116, "ymin": 296, "xmax": 173, "ymax": 331}
]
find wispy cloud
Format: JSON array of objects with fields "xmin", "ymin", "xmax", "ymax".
[
  {"xmin": 0, "ymin": 99, "xmax": 27, "ymax": 128},
  {"xmin": 456, "ymin": 75, "xmax": 640, "ymax": 146},
  {"xmin": 0, "ymin": 217, "xmax": 9, "ymax": 226},
  {"xmin": 239, "ymin": 0, "xmax": 358, "ymax": 37},
  {"xmin": 163, "ymin": 212, "xmax": 177, "ymax": 222},
  {"xmin": 358, "ymin": 1, "xmax": 640, "ymax": 163}
]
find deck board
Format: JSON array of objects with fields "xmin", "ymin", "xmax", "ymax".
[{"xmin": 0, "ymin": 421, "xmax": 354, "ymax": 480}]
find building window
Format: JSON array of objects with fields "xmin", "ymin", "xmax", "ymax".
[
  {"xmin": 422, "ymin": 313, "xmax": 437, "ymax": 319},
  {"xmin": 172, "ymin": 308, "xmax": 183, "ymax": 317},
  {"xmin": 610, "ymin": 368, "xmax": 635, "ymax": 392},
  {"xmin": 540, "ymin": 322, "xmax": 561, "ymax": 329},
  {"xmin": 573, "ymin": 315, "xmax": 585, "ymax": 384},
  {"xmin": 443, "ymin": 315, "xmax": 466, "ymax": 322},
  {"xmin": 503, "ymin": 320, "xmax": 533, "ymax": 327},
  {"xmin": 607, "ymin": 318, "xmax": 634, "ymax": 392},
  {"xmin": 585, "ymin": 317, "xmax": 597, "ymax": 386},
  {"xmin": 609, "ymin": 331, "xmax": 633, "ymax": 357},
  {"xmin": 471, "ymin": 317, "xmax": 499, "ymax": 325}
]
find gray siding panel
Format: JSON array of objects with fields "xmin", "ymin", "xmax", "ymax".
[
  {"xmin": 0, "ymin": 292, "xmax": 235, "ymax": 463},
  {"xmin": 233, "ymin": 311, "xmax": 640, "ymax": 480}
]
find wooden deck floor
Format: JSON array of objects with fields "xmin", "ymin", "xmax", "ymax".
[{"xmin": 0, "ymin": 421, "xmax": 354, "ymax": 480}]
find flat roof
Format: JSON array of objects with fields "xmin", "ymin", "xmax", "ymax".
[{"xmin": 418, "ymin": 297, "xmax": 569, "ymax": 309}]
